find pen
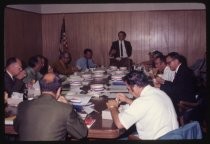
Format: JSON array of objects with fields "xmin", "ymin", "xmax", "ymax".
[{"xmin": 94, "ymin": 109, "xmax": 99, "ymax": 113}]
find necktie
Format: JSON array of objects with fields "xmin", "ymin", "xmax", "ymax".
[
  {"xmin": 120, "ymin": 41, "xmax": 123, "ymax": 57},
  {"xmin": 86, "ymin": 59, "xmax": 89, "ymax": 69}
]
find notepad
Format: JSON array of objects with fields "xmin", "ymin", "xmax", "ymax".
[
  {"xmin": 102, "ymin": 109, "xmax": 112, "ymax": 120},
  {"xmin": 84, "ymin": 117, "xmax": 96, "ymax": 128}
]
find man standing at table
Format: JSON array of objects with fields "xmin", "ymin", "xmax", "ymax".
[
  {"xmin": 106, "ymin": 70, "xmax": 178, "ymax": 140},
  {"xmin": 109, "ymin": 31, "xmax": 132, "ymax": 68},
  {"xmin": 14, "ymin": 73, "xmax": 88, "ymax": 141},
  {"xmin": 76, "ymin": 48, "xmax": 97, "ymax": 71}
]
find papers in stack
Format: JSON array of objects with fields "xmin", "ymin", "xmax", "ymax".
[
  {"xmin": 112, "ymin": 81, "xmax": 125, "ymax": 85},
  {"xmin": 83, "ymin": 106, "xmax": 95, "ymax": 114},
  {"xmin": 103, "ymin": 91, "xmax": 133, "ymax": 99},
  {"xmin": 61, "ymin": 80, "xmax": 69, "ymax": 86},
  {"xmin": 67, "ymin": 94, "xmax": 91, "ymax": 106},
  {"xmin": 87, "ymin": 91, "xmax": 101, "ymax": 98},
  {"xmin": 102, "ymin": 109, "xmax": 112, "ymax": 120},
  {"xmin": 109, "ymin": 85, "xmax": 127, "ymax": 90},
  {"xmin": 102, "ymin": 119, "xmax": 114, "ymax": 128},
  {"xmin": 5, "ymin": 116, "xmax": 16, "ymax": 125},
  {"xmin": 109, "ymin": 89, "xmax": 128, "ymax": 93},
  {"xmin": 78, "ymin": 113, "xmax": 87, "ymax": 120},
  {"xmin": 7, "ymin": 92, "xmax": 23, "ymax": 107}
]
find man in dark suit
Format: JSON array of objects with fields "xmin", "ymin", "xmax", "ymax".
[
  {"xmin": 109, "ymin": 31, "xmax": 133, "ymax": 69},
  {"xmin": 14, "ymin": 73, "xmax": 88, "ymax": 141},
  {"xmin": 4, "ymin": 57, "xmax": 26, "ymax": 97},
  {"xmin": 154, "ymin": 52, "xmax": 197, "ymax": 115}
]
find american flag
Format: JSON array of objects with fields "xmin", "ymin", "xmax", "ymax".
[{"xmin": 59, "ymin": 18, "xmax": 68, "ymax": 53}]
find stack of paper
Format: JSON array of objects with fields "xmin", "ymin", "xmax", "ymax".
[
  {"xmin": 102, "ymin": 109, "xmax": 112, "ymax": 120},
  {"xmin": 7, "ymin": 92, "xmax": 23, "ymax": 107},
  {"xmin": 5, "ymin": 116, "xmax": 16, "ymax": 125}
]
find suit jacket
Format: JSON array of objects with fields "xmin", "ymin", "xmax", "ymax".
[
  {"xmin": 4, "ymin": 71, "xmax": 25, "ymax": 97},
  {"xmin": 14, "ymin": 94, "xmax": 88, "ymax": 141},
  {"xmin": 109, "ymin": 40, "xmax": 132, "ymax": 58},
  {"xmin": 160, "ymin": 64, "xmax": 197, "ymax": 103},
  {"xmin": 53, "ymin": 60, "xmax": 74, "ymax": 75}
]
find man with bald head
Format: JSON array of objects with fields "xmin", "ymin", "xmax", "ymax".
[
  {"xmin": 4, "ymin": 57, "xmax": 26, "ymax": 97},
  {"xmin": 14, "ymin": 73, "xmax": 88, "ymax": 141}
]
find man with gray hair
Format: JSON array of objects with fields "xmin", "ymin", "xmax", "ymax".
[{"xmin": 14, "ymin": 73, "xmax": 88, "ymax": 141}]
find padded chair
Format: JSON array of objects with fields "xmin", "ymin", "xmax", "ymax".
[
  {"xmin": 178, "ymin": 95, "xmax": 203, "ymax": 126},
  {"xmin": 159, "ymin": 121, "xmax": 202, "ymax": 139},
  {"xmin": 128, "ymin": 134, "xmax": 140, "ymax": 140}
]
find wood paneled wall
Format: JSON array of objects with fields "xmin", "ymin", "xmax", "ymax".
[
  {"xmin": 5, "ymin": 8, "xmax": 206, "ymax": 67},
  {"xmin": 4, "ymin": 8, "xmax": 42, "ymax": 65},
  {"xmin": 41, "ymin": 10, "xmax": 206, "ymax": 66}
]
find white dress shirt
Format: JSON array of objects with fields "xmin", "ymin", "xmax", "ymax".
[
  {"xmin": 162, "ymin": 66, "xmax": 176, "ymax": 82},
  {"xmin": 118, "ymin": 40, "xmax": 128, "ymax": 58},
  {"xmin": 118, "ymin": 85, "xmax": 178, "ymax": 140}
]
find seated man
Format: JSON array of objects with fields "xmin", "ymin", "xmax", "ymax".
[
  {"xmin": 4, "ymin": 57, "xmax": 26, "ymax": 97},
  {"xmin": 109, "ymin": 31, "xmax": 133, "ymax": 69},
  {"xmin": 53, "ymin": 51, "xmax": 78, "ymax": 75},
  {"xmin": 23, "ymin": 55, "xmax": 43, "ymax": 84},
  {"xmin": 39, "ymin": 55, "xmax": 53, "ymax": 75},
  {"xmin": 14, "ymin": 73, "xmax": 88, "ymax": 141},
  {"xmin": 154, "ymin": 52, "xmax": 197, "ymax": 116},
  {"xmin": 154, "ymin": 54, "xmax": 175, "ymax": 82},
  {"xmin": 140, "ymin": 50, "xmax": 163, "ymax": 70},
  {"xmin": 106, "ymin": 70, "xmax": 178, "ymax": 140},
  {"xmin": 76, "ymin": 48, "xmax": 97, "ymax": 71}
]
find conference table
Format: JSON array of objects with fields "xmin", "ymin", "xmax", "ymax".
[{"xmin": 5, "ymin": 72, "xmax": 128, "ymax": 139}]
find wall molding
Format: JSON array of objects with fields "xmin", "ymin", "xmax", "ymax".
[{"xmin": 7, "ymin": 3, "xmax": 205, "ymax": 14}]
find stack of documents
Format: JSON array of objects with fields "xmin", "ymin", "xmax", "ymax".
[
  {"xmin": 5, "ymin": 116, "xmax": 16, "ymax": 125},
  {"xmin": 7, "ymin": 92, "xmax": 23, "ymax": 107},
  {"xmin": 102, "ymin": 109, "xmax": 112, "ymax": 120}
]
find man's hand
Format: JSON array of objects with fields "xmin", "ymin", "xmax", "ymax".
[
  {"xmin": 153, "ymin": 81, "xmax": 161, "ymax": 88},
  {"xmin": 116, "ymin": 93, "xmax": 133, "ymax": 105},
  {"xmin": 155, "ymin": 77, "xmax": 165, "ymax": 84},
  {"xmin": 57, "ymin": 95, "xmax": 68, "ymax": 104},
  {"xmin": 106, "ymin": 100, "xmax": 118, "ymax": 110}
]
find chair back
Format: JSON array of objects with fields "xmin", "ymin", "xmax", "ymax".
[{"xmin": 159, "ymin": 121, "xmax": 202, "ymax": 139}]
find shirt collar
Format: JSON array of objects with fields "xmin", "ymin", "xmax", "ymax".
[
  {"xmin": 139, "ymin": 85, "xmax": 152, "ymax": 98},
  {"xmin": 6, "ymin": 70, "xmax": 13, "ymax": 80},
  {"xmin": 175, "ymin": 64, "xmax": 181, "ymax": 73}
]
